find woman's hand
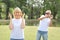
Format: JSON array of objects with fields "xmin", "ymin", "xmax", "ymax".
[
  {"xmin": 22, "ymin": 13, "xmax": 25, "ymax": 19},
  {"xmin": 21, "ymin": 14, "xmax": 25, "ymax": 29},
  {"xmin": 9, "ymin": 13, "xmax": 12, "ymax": 19}
]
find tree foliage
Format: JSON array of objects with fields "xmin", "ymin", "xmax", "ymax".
[{"xmin": 0, "ymin": 0, "xmax": 60, "ymax": 20}]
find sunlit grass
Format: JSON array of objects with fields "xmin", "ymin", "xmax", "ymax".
[{"xmin": 0, "ymin": 25, "xmax": 60, "ymax": 40}]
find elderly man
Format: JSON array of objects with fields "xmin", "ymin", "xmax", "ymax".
[{"xmin": 36, "ymin": 10, "xmax": 53, "ymax": 40}]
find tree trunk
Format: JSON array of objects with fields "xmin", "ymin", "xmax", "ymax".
[
  {"xmin": 31, "ymin": 6, "xmax": 34, "ymax": 19},
  {"xmin": 53, "ymin": 11, "xmax": 57, "ymax": 19},
  {"xmin": 0, "ymin": 13, "xmax": 1, "ymax": 19},
  {"xmin": 0, "ymin": 7, "xmax": 2, "ymax": 19},
  {"xmin": 5, "ymin": 2, "xmax": 10, "ymax": 20},
  {"xmin": 6, "ymin": 6, "xmax": 9, "ymax": 20}
]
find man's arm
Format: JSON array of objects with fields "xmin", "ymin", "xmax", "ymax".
[
  {"xmin": 49, "ymin": 20, "xmax": 52, "ymax": 27},
  {"xmin": 38, "ymin": 17, "xmax": 46, "ymax": 20},
  {"xmin": 38, "ymin": 15, "xmax": 46, "ymax": 20},
  {"xmin": 49, "ymin": 15, "xmax": 53, "ymax": 27}
]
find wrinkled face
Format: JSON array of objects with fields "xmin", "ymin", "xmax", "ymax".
[
  {"xmin": 45, "ymin": 12, "xmax": 51, "ymax": 17},
  {"xmin": 14, "ymin": 10, "xmax": 22, "ymax": 19}
]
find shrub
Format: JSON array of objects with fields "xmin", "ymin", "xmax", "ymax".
[{"xmin": 0, "ymin": 19, "xmax": 60, "ymax": 27}]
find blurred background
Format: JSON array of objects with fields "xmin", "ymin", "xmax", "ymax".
[
  {"xmin": 0, "ymin": 0, "xmax": 60, "ymax": 40},
  {"xmin": 0, "ymin": 0, "xmax": 60, "ymax": 26}
]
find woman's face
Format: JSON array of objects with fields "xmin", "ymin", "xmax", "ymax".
[{"xmin": 14, "ymin": 10, "xmax": 22, "ymax": 19}]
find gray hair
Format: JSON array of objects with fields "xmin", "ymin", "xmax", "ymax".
[{"xmin": 45, "ymin": 10, "xmax": 51, "ymax": 14}]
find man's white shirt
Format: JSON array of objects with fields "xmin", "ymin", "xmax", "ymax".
[{"xmin": 38, "ymin": 15, "xmax": 51, "ymax": 31}]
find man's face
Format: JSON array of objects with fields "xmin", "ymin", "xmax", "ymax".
[{"xmin": 45, "ymin": 13, "xmax": 51, "ymax": 17}]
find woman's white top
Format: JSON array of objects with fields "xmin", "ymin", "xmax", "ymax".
[{"xmin": 10, "ymin": 18, "xmax": 25, "ymax": 39}]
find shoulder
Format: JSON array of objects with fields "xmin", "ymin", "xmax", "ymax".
[
  {"xmin": 41, "ymin": 15, "xmax": 45, "ymax": 16},
  {"xmin": 40, "ymin": 15, "xmax": 45, "ymax": 18},
  {"xmin": 21, "ymin": 18, "xmax": 25, "ymax": 20},
  {"xmin": 12, "ymin": 18, "xmax": 15, "ymax": 20},
  {"xmin": 11, "ymin": 18, "xmax": 15, "ymax": 22}
]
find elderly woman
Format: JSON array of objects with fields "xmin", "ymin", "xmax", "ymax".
[{"xmin": 9, "ymin": 7, "xmax": 25, "ymax": 40}]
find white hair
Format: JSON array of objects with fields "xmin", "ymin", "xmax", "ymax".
[
  {"xmin": 45, "ymin": 10, "xmax": 51, "ymax": 14},
  {"xmin": 14, "ymin": 7, "xmax": 22, "ymax": 12},
  {"xmin": 13, "ymin": 7, "xmax": 22, "ymax": 18}
]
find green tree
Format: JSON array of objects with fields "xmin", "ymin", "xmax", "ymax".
[
  {"xmin": 43, "ymin": 0, "xmax": 60, "ymax": 19},
  {"xmin": 1, "ymin": 0, "xmax": 27, "ymax": 19},
  {"xmin": 0, "ymin": 7, "xmax": 2, "ymax": 19}
]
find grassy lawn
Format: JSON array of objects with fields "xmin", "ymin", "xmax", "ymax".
[{"xmin": 0, "ymin": 25, "xmax": 60, "ymax": 40}]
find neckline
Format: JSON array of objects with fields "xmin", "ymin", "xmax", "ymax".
[{"xmin": 13, "ymin": 18, "xmax": 22, "ymax": 20}]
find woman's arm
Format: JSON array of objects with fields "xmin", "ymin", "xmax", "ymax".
[
  {"xmin": 21, "ymin": 14, "xmax": 25, "ymax": 29},
  {"xmin": 21, "ymin": 18, "xmax": 25, "ymax": 29},
  {"xmin": 9, "ymin": 13, "xmax": 13, "ymax": 30}
]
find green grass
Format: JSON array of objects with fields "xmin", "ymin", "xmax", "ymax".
[{"xmin": 0, "ymin": 25, "xmax": 60, "ymax": 40}]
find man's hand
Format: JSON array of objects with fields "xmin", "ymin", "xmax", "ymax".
[{"xmin": 50, "ymin": 15, "xmax": 53, "ymax": 19}]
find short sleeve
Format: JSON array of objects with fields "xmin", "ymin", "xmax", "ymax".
[
  {"xmin": 40, "ymin": 15, "xmax": 45, "ymax": 18},
  {"xmin": 11, "ymin": 18, "xmax": 14, "ymax": 24}
]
